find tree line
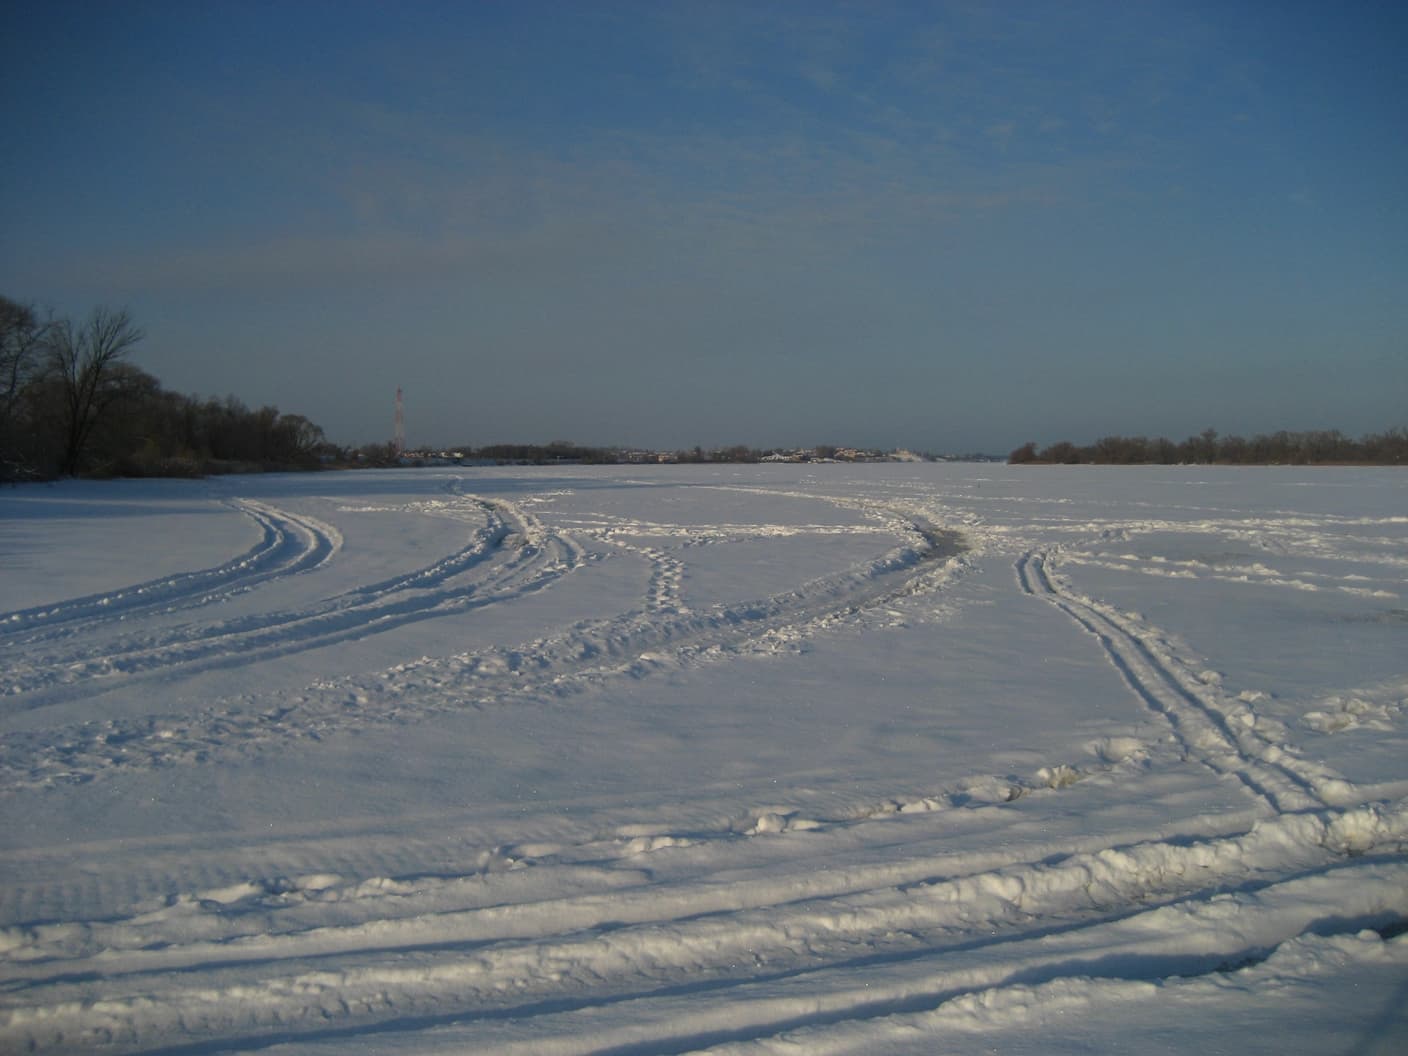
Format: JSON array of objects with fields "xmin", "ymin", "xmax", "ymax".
[
  {"xmin": 397, "ymin": 443, "xmax": 948, "ymax": 466},
  {"xmin": 378, "ymin": 442, "xmax": 788, "ymax": 467},
  {"xmin": 1008, "ymin": 427, "xmax": 1408, "ymax": 466},
  {"xmin": 2, "ymin": 297, "xmax": 332, "ymax": 481}
]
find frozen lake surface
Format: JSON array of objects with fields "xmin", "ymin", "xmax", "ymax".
[{"xmin": 1, "ymin": 463, "xmax": 1405, "ymax": 1053}]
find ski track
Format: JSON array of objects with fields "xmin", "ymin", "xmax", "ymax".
[{"xmin": 2, "ymin": 473, "xmax": 1405, "ymax": 1053}]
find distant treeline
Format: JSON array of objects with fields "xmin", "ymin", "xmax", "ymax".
[
  {"xmin": 454, "ymin": 443, "xmax": 760, "ymax": 464},
  {"xmin": 386, "ymin": 443, "xmax": 958, "ymax": 467},
  {"xmin": 2, "ymin": 297, "xmax": 334, "ymax": 481},
  {"xmin": 1008, "ymin": 428, "xmax": 1408, "ymax": 466}
]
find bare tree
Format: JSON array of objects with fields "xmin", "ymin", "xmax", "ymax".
[
  {"xmin": 48, "ymin": 306, "xmax": 144, "ymax": 475},
  {"xmin": 277, "ymin": 413, "xmax": 325, "ymax": 460},
  {"xmin": 0, "ymin": 296, "xmax": 53, "ymax": 477},
  {"xmin": 1, "ymin": 297, "xmax": 47, "ymax": 426}
]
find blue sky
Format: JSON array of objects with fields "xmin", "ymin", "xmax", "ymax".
[{"xmin": 3, "ymin": 1, "xmax": 1404, "ymax": 451}]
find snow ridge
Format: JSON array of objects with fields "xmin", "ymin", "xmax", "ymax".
[{"xmin": 2, "ymin": 797, "xmax": 1403, "ymax": 1053}]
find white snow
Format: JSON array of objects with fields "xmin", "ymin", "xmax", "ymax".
[{"xmin": 1, "ymin": 464, "xmax": 1405, "ymax": 1054}]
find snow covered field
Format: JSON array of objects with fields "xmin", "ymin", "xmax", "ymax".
[{"xmin": 1, "ymin": 463, "xmax": 1405, "ymax": 1054}]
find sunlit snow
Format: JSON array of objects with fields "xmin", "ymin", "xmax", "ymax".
[{"xmin": 1, "ymin": 464, "xmax": 1405, "ymax": 1054}]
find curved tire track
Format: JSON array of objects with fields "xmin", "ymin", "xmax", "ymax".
[
  {"xmin": 0, "ymin": 500, "xmax": 340, "ymax": 642},
  {"xmin": 0, "ymin": 509, "xmax": 963, "ymax": 790},
  {"xmin": 1, "ymin": 481, "xmax": 1403, "ymax": 1054},
  {"xmin": 0, "ymin": 496, "xmax": 583, "ymax": 710}
]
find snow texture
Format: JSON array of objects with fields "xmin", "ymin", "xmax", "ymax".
[{"xmin": 1, "ymin": 464, "xmax": 1405, "ymax": 1054}]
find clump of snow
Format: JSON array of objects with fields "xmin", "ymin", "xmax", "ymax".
[
  {"xmin": 1036, "ymin": 763, "xmax": 1083, "ymax": 789},
  {"xmin": 624, "ymin": 834, "xmax": 695, "ymax": 855},
  {"xmin": 1088, "ymin": 735, "xmax": 1148, "ymax": 764},
  {"xmin": 1322, "ymin": 803, "xmax": 1406, "ymax": 856},
  {"xmin": 1304, "ymin": 694, "xmax": 1403, "ymax": 734}
]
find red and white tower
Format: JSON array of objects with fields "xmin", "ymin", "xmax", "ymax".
[{"xmin": 393, "ymin": 387, "xmax": 405, "ymax": 455}]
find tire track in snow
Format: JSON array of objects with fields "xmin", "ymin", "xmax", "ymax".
[
  {"xmin": 2, "ymin": 799, "xmax": 1403, "ymax": 1054},
  {"xmin": 1016, "ymin": 549, "xmax": 1351, "ymax": 812},
  {"xmin": 0, "ymin": 735, "xmax": 1162, "ymax": 961},
  {"xmin": 0, "ymin": 500, "xmax": 340, "ymax": 642},
  {"xmin": 0, "ymin": 724, "xmax": 1162, "ymax": 943},
  {"xmin": 0, "ymin": 495, "xmax": 584, "ymax": 709},
  {"xmin": 0, "ymin": 508, "xmax": 963, "ymax": 790},
  {"xmin": 573, "ymin": 863, "xmax": 1408, "ymax": 1056},
  {"xmin": 2, "ymin": 483, "xmax": 1403, "ymax": 1053},
  {"xmin": 563, "ymin": 497, "xmax": 914, "ymax": 619}
]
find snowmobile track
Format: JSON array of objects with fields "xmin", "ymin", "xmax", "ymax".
[
  {"xmin": 0, "ymin": 499, "xmax": 340, "ymax": 642},
  {"xmin": 1016, "ymin": 549, "xmax": 1345, "ymax": 813},
  {"xmin": 0, "ymin": 503, "xmax": 964, "ymax": 789},
  {"xmin": 0, "ymin": 495, "xmax": 583, "ymax": 709}
]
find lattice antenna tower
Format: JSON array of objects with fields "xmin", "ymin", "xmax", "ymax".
[{"xmin": 393, "ymin": 387, "xmax": 405, "ymax": 455}]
